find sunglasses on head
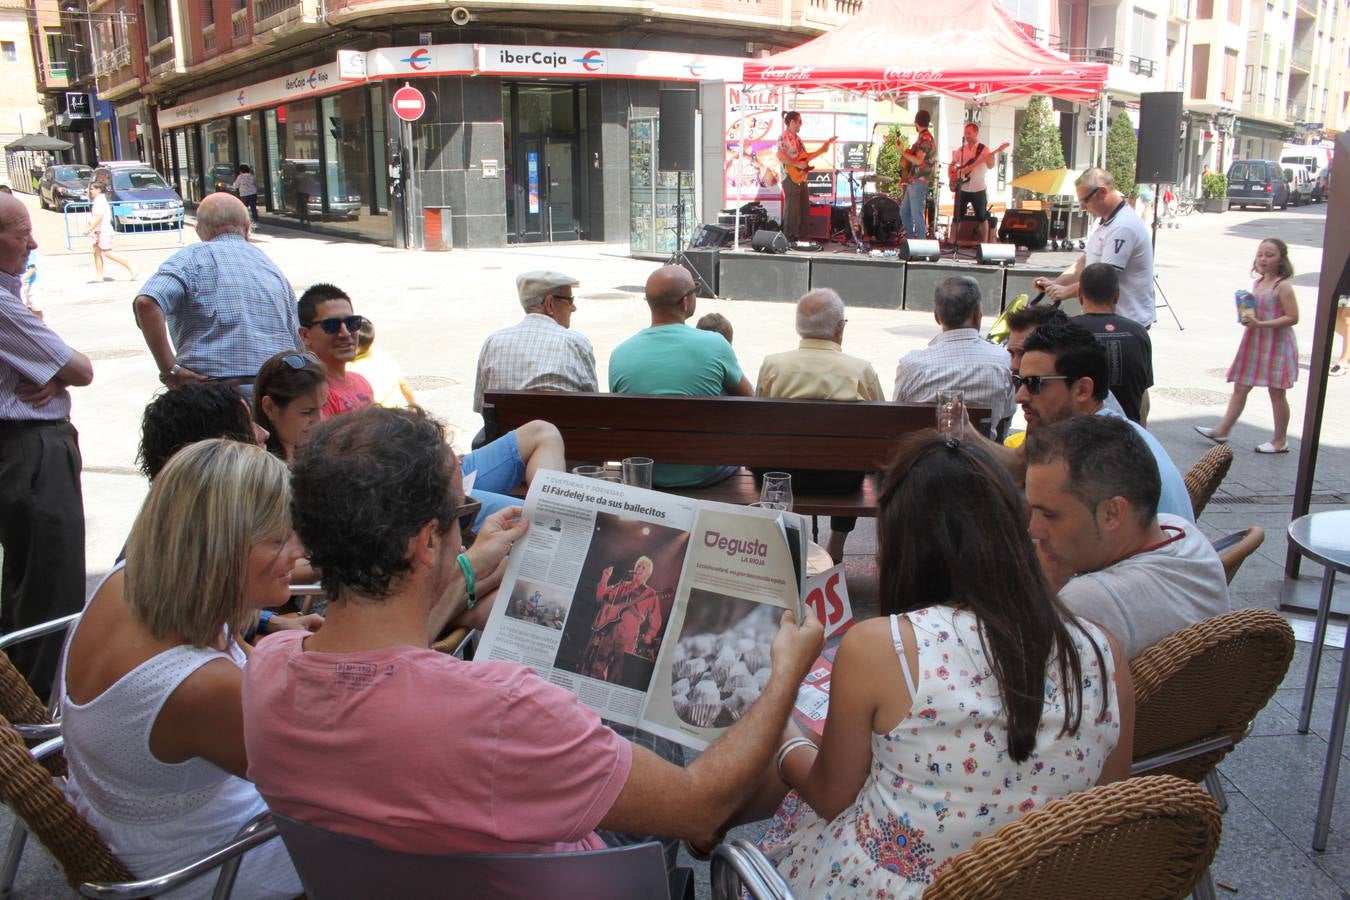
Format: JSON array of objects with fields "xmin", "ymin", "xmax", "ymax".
[
  {"xmin": 1011, "ymin": 374, "xmax": 1072, "ymax": 395},
  {"xmin": 308, "ymin": 315, "xmax": 364, "ymax": 335},
  {"xmin": 454, "ymin": 496, "xmax": 482, "ymax": 532},
  {"xmin": 279, "ymin": 352, "xmax": 319, "ymax": 370}
]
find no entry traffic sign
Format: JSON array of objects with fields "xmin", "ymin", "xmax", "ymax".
[{"xmin": 392, "ymin": 85, "xmax": 426, "ymax": 122}]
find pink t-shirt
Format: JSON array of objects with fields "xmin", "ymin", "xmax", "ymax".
[
  {"xmin": 321, "ymin": 370, "xmax": 373, "ymax": 419},
  {"xmin": 242, "ymin": 631, "xmax": 632, "ymax": 854}
]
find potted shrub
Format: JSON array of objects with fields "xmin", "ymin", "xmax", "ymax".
[{"xmin": 1202, "ymin": 173, "xmax": 1228, "ymax": 212}]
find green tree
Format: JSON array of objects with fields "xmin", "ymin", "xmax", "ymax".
[
  {"xmin": 1013, "ymin": 95, "xmax": 1064, "ymax": 180},
  {"xmin": 1106, "ymin": 111, "xmax": 1138, "ymax": 199},
  {"xmin": 875, "ymin": 124, "xmax": 908, "ymax": 184}
]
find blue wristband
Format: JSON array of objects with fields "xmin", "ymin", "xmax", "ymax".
[
  {"xmin": 257, "ymin": 610, "xmax": 274, "ymax": 635},
  {"xmin": 457, "ymin": 553, "xmax": 477, "ymax": 609}
]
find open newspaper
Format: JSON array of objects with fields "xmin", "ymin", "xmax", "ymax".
[{"xmin": 476, "ymin": 471, "xmax": 807, "ymax": 751}]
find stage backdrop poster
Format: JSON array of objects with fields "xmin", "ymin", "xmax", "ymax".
[{"xmin": 724, "ymin": 84, "xmax": 784, "ymax": 206}]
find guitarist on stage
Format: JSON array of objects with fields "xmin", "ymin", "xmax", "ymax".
[
  {"xmin": 899, "ymin": 109, "xmax": 936, "ymax": 239},
  {"xmin": 581, "ymin": 555, "xmax": 663, "ymax": 682},
  {"xmin": 777, "ymin": 111, "xmax": 836, "ymax": 242},
  {"xmin": 949, "ymin": 123, "xmax": 1007, "ymax": 244}
]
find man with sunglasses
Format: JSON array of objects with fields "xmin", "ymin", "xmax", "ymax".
[
  {"xmin": 1032, "ymin": 168, "xmax": 1156, "ymax": 328},
  {"xmin": 297, "ymin": 283, "xmax": 374, "ymax": 418},
  {"xmin": 133, "ymin": 193, "xmax": 302, "ymax": 401},
  {"xmin": 1013, "ymin": 323, "xmax": 1192, "ymax": 522},
  {"xmin": 472, "ymin": 270, "xmax": 596, "ymax": 418}
]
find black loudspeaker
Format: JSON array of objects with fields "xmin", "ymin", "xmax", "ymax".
[
  {"xmin": 690, "ymin": 224, "xmax": 734, "ymax": 248},
  {"xmin": 658, "ymin": 91, "xmax": 697, "ymax": 172},
  {"xmin": 998, "ymin": 209, "xmax": 1049, "ymax": 250},
  {"xmin": 1136, "ymin": 92, "xmax": 1183, "ymax": 185},
  {"xmin": 751, "ymin": 230, "xmax": 790, "ymax": 254},
  {"xmin": 681, "ymin": 248, "xmax": 720, "ymax": 297}
]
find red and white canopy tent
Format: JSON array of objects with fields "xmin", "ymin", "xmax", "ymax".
[{"xmin": 741, "ymin": 0, "xmax": 1108, "ymax": 105}]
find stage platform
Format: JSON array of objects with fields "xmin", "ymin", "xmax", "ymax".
[{"xmin": 681, "ymin": 244, "xmax": 1082, "ymax": 315}]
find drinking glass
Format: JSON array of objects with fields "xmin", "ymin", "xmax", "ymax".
[
  {"xmin": 599, "ymin": 476, "xmax": 622, "ymax": 483},
  {"xmin": 936, "ymin": 391, "xmax": 966, "ymax": 442},
  {"xmin": 759, "ymin": 472, "xmax": 793, "ymax": 512},
  {"xmin": 572, "ymin": 465, "xmax": 605, "ymax": 478},
  {"xmin": 622, "ymin": 457, "xmax": 654, "ymax": 489}
]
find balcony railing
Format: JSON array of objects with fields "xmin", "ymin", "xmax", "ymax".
[
  {"xmin": 808, "ymin": 0, "xmax": 863, "ymax": 13},
  {"xmin": 147, "ymin": 35, "xmax": 174, "ymax": 70},
  {"xmin": 1065, "ymin": 46, "xmax": 1124, "ymax": 65},
  {"xmin": 203, "ymin": 23, "xmax": 215, "ymax": 51},
  {"xmin": 92, "ymin": 43, "xmax": 130, "ymax": 76},
  {"xmin": 231, "ymin": 7, "xmax": 247, "ymax": 38},
  {"xmin": 1170, "ymin": 0, "xmax": 1190, "ymax": 17},
  {"xmin": 1129, "ymin": 55, "xmax": 1157, "ymax": 77}
]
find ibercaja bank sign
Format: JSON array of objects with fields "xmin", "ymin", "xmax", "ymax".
[{"xmin": 488, "ymin": 46, "xmax": 607, "ymax": 75}]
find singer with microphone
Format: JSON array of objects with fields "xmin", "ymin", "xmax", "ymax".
[{"xmin": 581, "ymin": 556, "xmax": 663, "ymax": 683}]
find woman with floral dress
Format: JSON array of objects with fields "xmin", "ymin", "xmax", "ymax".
[
  {"xmin": 759, "ymin": 432, "xmax": 1135, "ymax": 898},
  {"xmin": 1196, "ymin": 237, "xmax": 1301, "ymax": 453}
]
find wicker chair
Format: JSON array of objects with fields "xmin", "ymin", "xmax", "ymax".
[
  {"xmin": 924, "ymin": 775, "xmax": 1222, "ymax": 899},
  {"xmin": 1130, "ymin": 608, "xmax": 1293, "ymax": 783},
  {"xmin": 1184, "ymin": 444, "xmax": 1234, "ymax": 519},
  {"xmin": 1214, "ymin": 527, "xmax": 1266, "ymax": 585},
  {"xmin": 0, "ymin": 716, "xmax": 280, "ymax": 898}
]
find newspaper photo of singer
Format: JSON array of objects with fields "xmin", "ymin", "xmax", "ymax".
[{"xmin": 552, "ymin": 511, "xmax": 688, "ymax": 692}]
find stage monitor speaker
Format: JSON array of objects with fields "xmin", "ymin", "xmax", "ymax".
[
  {"xmin": 998, "ymin": 210, "xmax": 1049, "ymax": 250},
  {"xmin": 752, "ymin": 230, "xmax": 790, "ymax": 254},
  {"xmin": 900, "ymin": 239, "xmax": 941, "ymax": 261},
  {"xmin": 951, "ymin": 219, "xmax": 983, "ymax": 246},
  {"xmin": 658, "ymin": 91, "xmax": 697, "ymax": 172},
  {"xmin": 977, "ymin": 243, "xmax": 1016, "ymax": 265},
  {"xmin": 807, "ymin": 203, "xmax": 832, "ymax": 241},
  {"xmin": 691, "ymin": 224, "xmax": 734, "ymax": 248},
  {"xmin": 1136, "ymin": 92, "xmax": 1183, "ymax": 185},
  {"xmin": 680, "ymin": 248, "xmax": 720, "ymax": 297}
]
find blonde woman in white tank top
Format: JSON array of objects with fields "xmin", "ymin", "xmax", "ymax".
[
  {"xmin": 61, "ymin": 440, "xmax": 305, "ymax": 899},
  {"xmin": 759, "ymin": 432, "xmax": 1137, "ymax": 898}
]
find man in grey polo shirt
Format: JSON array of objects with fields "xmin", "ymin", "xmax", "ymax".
[{"xmin": 1034, "ymin": 168, "xmax": 1155, "ymax": 328}]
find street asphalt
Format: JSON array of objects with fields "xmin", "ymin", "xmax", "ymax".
[{"xmin": 3, "ymin": 192, "xmax": 1349, "ymax": 896}]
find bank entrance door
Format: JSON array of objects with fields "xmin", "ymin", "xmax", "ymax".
[{"xmin": 504, "ymin": 83, "xmax": 589, "ymax": 243}]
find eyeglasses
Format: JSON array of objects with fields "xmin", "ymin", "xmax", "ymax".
[
  {"xmin": 1078, "ymin": 186, "xmax": 1103, "ymax": 205},
  {"xmin": 279, "ymin": 352, "xmax": 319, "ymax": 370},
  {"xmin": 1011, "ymin": 374, "xmax": 1072, "ymax": 395},
  {"xmin": 549, "ymin": 292, "xmax": 576, "ymax": 308},
  {"xmin": 307, "ymin": 315, "xmax": 364, "ymax": 335},
  {"xmin": 454, "ymin": 496, "xmax": 482, "ymax": 532}
]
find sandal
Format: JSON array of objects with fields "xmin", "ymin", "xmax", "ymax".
[
  {"xmin": 1194, "ymin": 425, "xmax": 1229, "ymax": 445},
  {"xmin": 1332, "ymin": 363, "xmax": 1347, "ymax": 377},
  {"xmin": 1255, "ymin": 442, "xmax": 1289, "ymax": 454}
]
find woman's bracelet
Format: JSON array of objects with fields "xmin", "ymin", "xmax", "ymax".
[
  {"xmin": 776, "ymin": 737, "xmax": 816, "ymax": 781},
  {"xmin": 456, "ymin": 553, "xmax": 477, "ymax": 609}
]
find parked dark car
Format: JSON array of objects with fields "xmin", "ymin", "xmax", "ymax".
[
  {"xmin": 37, "ymin": 164, "xmax": 93, "ymax": 210},
  {"xmin": 93, "ymin": 163, "xmax": 184, "ymax": 231},
  {"xmin": 210, "ymin": 164, "xmax": 239, "ymax": 195},
  {"xmin": 1227, "ymin": 160, "xmax": 1290, "ymax": 211}
]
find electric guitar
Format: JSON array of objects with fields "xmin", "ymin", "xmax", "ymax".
[
  {"xmin": 784, "ymin": 136, "xmax": 838, "ymax": 185},
  {"xmin": 949, "ymin": 142, "xmax": 1010, "ymax": 193}
]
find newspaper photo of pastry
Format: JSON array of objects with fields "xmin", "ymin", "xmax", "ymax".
[
  {"xmin": 671, "ymin": 589, "xmax": 778, "ymax": 730},
  {"xmin": 503, "ymin": 580, "xmax": 569, "ymax": 631},
  {"xmin": 552, "ymin": 512, "xmax": 690, "ymax": 692}
]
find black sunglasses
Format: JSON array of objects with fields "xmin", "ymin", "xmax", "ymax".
[
  {"xmin": 1011, "ymin": 374, "xmax": 1072, "ymax": 395},
  {"xmin": 1078, "ymin": 186, "xmax": 1103, "ymax": 205},
  {"xmin": 307, "ymin": 315, "xmax": 364, "ymax": 335},
  {"xmin": 455, "ymin": 496, "xmax": 482, "ymax": 532}
]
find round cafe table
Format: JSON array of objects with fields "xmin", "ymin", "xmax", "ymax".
[{"xmin": 1291, "ymin": 509, "xmax": 1350, "ymax": 850}]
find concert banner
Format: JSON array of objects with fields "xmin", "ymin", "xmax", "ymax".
[
  {"xmin": 724, "ymin": 83, "xmax": 784, "ymax": 206},
  {"xmin": 475, "ymin": 471, "xmax": 806, "ymax": 749}
]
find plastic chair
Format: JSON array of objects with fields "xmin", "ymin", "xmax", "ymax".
[
  {"xmin": 0, "ymin": 717, "xmax": 278, "ymax": 898},
  {"xmin": 1184, "ymin": 444, "xmax": 1233, "ymax": 519},
  {"xmin": 924, "ymin": 775, "xmax": 1222, "ymax": 899},
  {"xmin": 272, "ymin": 812, "xmax": 673, "ymax": 900},
  {"xmin": 1213, "ymin": 527, "xmax": 1266, "ymax": 585},
  {"xmin": 711, "ymin": 839, "xmax": 794, "ymax": 899}
]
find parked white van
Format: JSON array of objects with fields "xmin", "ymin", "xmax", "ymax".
[{"xmin": 1283, "ymin": 164, "xmax": 1315, "ymax": 205}]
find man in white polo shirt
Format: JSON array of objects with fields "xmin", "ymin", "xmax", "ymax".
[{"xmin": 1034, "ymin": 168, "xmax": 1155, "ymax": 328}]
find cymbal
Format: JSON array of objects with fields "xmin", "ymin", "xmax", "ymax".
[{"xmin": 863, "ymin": 174, "xmax": 895, "ymax": 187}]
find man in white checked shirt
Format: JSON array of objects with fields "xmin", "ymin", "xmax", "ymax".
[
  {"xmin": 473, "ymin": 270, "xmax": 598, "ymax": 416},
  {"xmin": 893, "ymin": 275, "xmax": 1016, "ymax": 440}
]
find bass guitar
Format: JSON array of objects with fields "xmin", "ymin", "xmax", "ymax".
[
  {"xmin": 784, "ymin": 136, "xmax": 838, "ymax": 185},
  {"xmin": 948, "ymin": 142, "xmax": 1010, "ymax": 193}
]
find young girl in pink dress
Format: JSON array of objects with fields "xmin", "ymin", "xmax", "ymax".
[{"xmin": 1196, "ymin": 237, "xmax": 1301, "ymax": 453}]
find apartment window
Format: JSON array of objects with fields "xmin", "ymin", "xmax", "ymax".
[
  {"xmin": 1191, "ymin": 43, "xmax": 1211, "ymax": 98},
  {"xmin": 0, "ymin": 41, "xmax": 14, "ymax": 63},
  {"xmin": 1243, "ymin": 64, "xmax": 1255, "ymax": 97},
  {"xmin": 1197, "ymin": 0, "xmax": 1213, "ymax": 17},
  {"xmin": 148, "ymin": 0, "xmax": 171, "ymax": 42},
  {"xmin": 202, "ymin": 0, "xmax": 214, "ymax": 25},
  {"xmin": 1002, "ymin": 0, "xmax": 1039, "ymax": 22},
  {"xmin": 1131, "ymin": 7, "xmax": 1158, "ymax": 63},
  {"xmin": 1222, "ymin": 49, "xmax": 1239, "ymax": 101},
  {"xmin": 1228, "ymin": 0, "xmax": 1242, "ymax": 22},
  {"xmin": 44, "ymin": 34, "xmax": 69, "ymax": 78}
]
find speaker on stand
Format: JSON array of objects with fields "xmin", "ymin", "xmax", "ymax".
[
  {"xmin": 1135, "ymin": 91, "xmax": 1186, "ymax": 330},
  {"xmin": 659, "ymin": 90, "xmax": 710, "ymax": 295}
]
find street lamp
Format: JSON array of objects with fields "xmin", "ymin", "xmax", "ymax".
[{"xmin": 1215, "ymin": 110, "xmax": 1237, "ymax": 134}]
